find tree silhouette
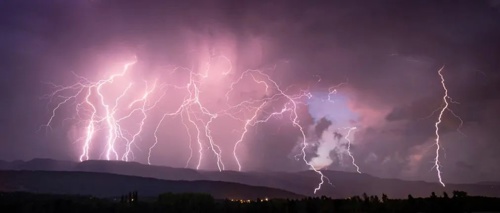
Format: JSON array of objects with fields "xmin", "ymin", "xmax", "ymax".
[
  {"xmin": 443, "ymin": 192, "xmax": 449, "ymax": 199},
  {"xmin": 1, "ymin": 191, "xmax": 500, "ymax": 213},
  {"xmin": 430, "ymin": 192, "xmax": 437, "ymax": 199},
  {"xmin": 382, "ymin": 194, "xmax": 388, "ymax": 203}
]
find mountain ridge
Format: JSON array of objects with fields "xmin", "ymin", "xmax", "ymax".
[
  {"xmin": 1, "ymin": 158, "xmax": 499, "ymax": 198},
  {"xmin": 0, "ymin": 170, "xmax": 302, "ymax": 199}
]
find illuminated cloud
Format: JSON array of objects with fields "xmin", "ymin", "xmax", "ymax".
[{"xmin": 0, "ymin": 0, "xmax": 500, "ymax": 184}]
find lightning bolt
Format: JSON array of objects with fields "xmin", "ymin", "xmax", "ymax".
[
  {"xmin": 80, "ymin": 87, "xmax": 97, "ymax": 161},
  {"xmin": 344, "ymin": 127, "xmax": 361, "ymax": 173},
  {"xmin": 327, "ymin": 81, "xmax": 348, "ymax": 103},
  {"xmin": 147, "ymin": 70, "xmax": 225, "ymax": 171},
  {"xmin": 433, "ymin": 65, "xmax": 456, "ymax": 187},
  {"xmin": 121, "ymin": 80, "xmax": 161, "ymax": 162},
  {"xmin": 43, "ymin": 57, "xmax": 164, "ymax": 162},
  {"xmin": 43, "ymin": 55, "xmax": 347, "ymax": 194},
  {"xmin": 227, "ymin": 69, "xmax": 331, "ymax": 193}
]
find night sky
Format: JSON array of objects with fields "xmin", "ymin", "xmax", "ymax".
[{"xmin": 1, "ymin": 0, "xmax": 500, "ymax": 184}]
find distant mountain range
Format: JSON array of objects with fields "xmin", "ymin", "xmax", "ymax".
[
  {"xmin": 1, "ymin": 158, "xmax": 499, "ymax": 199},
  {"xmin": 0, "ymin": 170, "xmax": 302, "ymax": 199}
]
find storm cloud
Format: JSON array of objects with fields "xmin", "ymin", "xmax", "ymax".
[{"xmin": 1, "ymin": 0, "xmax": 500, "ymax": 184}]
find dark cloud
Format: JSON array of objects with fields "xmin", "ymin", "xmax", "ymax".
[
  {"xmin": 333, "ymin": 132, "xmax": 343, "ymax": 141},
  {"xmin": 0, "ymin": 0, "xmax": 499, "ymax": 183},
  {"xmin": 314, "ymin": 117, "xmax": 332, "ymax": 138}
]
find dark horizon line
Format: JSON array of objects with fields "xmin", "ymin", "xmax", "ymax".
[{"xmin": 1, "ymin": 157, "xmax": 498, "ymax": 185}]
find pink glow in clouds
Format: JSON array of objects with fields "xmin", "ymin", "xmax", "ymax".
[{"xmin": 41, "ymin": 33, "xmax": 350, "ymax": 193}]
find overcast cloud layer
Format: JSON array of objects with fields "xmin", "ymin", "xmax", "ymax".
[{"xmin": 1, "ymin": 0, "xmax": 500, "ymax": 184}]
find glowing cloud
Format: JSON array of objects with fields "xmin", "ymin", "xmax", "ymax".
[
  {"xmin": 303, "ymin": 92, "xmax": 362, "ymax": 172},
  {"xmin": 41, "ymin": 53, "xmax": 347, "ymax": 193}
]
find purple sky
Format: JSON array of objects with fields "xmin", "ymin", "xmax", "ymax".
[{"xmin": 1, "ymin": 0, "xmax": 500, "ymax": 184}]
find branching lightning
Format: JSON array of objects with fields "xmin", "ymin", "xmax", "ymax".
[
  {"xmin": 42, "ymin": 55, "xmax": 348, "ymax": 193},
  {"xmin": 42, "ymin": 58, "xmax": 164, "ymax": 162},
  {"xmin": 432, "ymin": 66, "xmax": 463, "ymax": 187},
  {"xmin": 327, "ymin": 81, "xmax": 348, "ymax": 103},
  {"xmin": 345, "ymin": 127, "xmax": 361, "ymax": 174},
  {"xmin": 225, "ymin": 69, "xmax": 333, "ymax": 193}
]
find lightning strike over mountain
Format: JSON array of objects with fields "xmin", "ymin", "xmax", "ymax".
[
  {"xmin": 42, "ymin": 58, "xmax": 165, "ymax": 162},
  {"xmin": 227, "ymin": 69, "xmax": 331, "ymax": 193},
  {"xmin": 41, "ymin": 51, "xmax": 347, "ymax": 193},
  {"xmin": 432, "ymin": 66, "xmax": 459, "ymax": 187},
  {"xmin": 345, "ymin": 127, "xmax": 361, "ymax": 174},
  {"xmin": 2, "ymin": 0, "xmax": 499, "ymax": 200}
]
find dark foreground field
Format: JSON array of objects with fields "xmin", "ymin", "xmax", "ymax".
[{"xmin": 1, "ymin": 191, "xmax": 500, "ymax": 213}]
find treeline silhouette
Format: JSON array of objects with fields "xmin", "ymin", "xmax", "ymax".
[{"xmin": 1, "ymin": 191, "xmax": 500, "ymax": 212}]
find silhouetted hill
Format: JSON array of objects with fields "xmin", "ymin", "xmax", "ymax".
[
  {"xmin": 205, "ymin": 169, "xmax": 500, "ymax": 198},
  {"xmin": 0, "ymin": 159, "xmax": 206, "ymax": 180},
  {"xmin": 78, "ymin": 160, "xmax": 207, "ymax": 180},
  {"xmin": 0, "ymin": 170, "xmax": 303, "ymax": 199},
  {"xmin": 1, "ymin": 159, "xmax": 499, "ymax": 198},
  {"xmin": 0, "ymin": 159, "xmax": 76, "ymax": 171},
  {"xmin": 477, "ymin": 181, "xmax": 500, "ymax": 185}
]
